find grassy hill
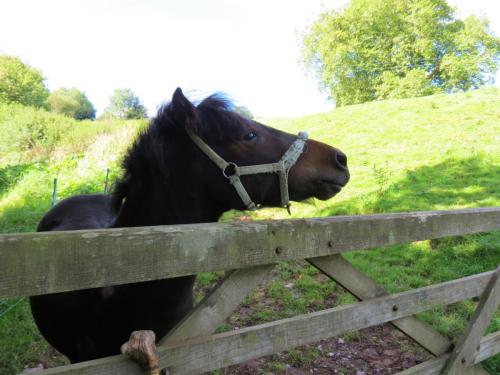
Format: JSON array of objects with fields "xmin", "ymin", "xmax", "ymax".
[{"xmin": 0, "ymin": 88, "xmax": 499, "ymax": 374}]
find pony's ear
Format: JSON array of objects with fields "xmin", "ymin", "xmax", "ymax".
[{"xmin": 169, "ymin": 87, "xmax": 198, "ymax": 131}]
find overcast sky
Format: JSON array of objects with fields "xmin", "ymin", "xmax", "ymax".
[{"xmin": 0, "ymin": 0, "xmax": 499, "ymax": 117}]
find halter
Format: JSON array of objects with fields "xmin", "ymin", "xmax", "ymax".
[{"xmin": 186, "ymin": 129, "xmax": 308, "ymax": 212}]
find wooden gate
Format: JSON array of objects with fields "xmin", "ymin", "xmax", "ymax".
[{"xmin": 1, "ymin": 207, "xmax": 499, "ymax": 374}]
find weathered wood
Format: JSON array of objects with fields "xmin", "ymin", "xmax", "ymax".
[
  {"xmin": 309, "ymin": 254, "xmax": 452, "ymax": 356},
  {"xmin": 159, "ymin": 264, "xmax": 275, "ymax": 345},
  {"xmin": 396, "ymin": 357, "xmax": 488, "ymax": 375},
  {"xmin": 442, "ymin": 266, "xmax": 500, "ymax": 375},
  {"xmin": 396, "ymin": 331, "xmax": 500, "ymax": 374},
  {"xmin": 2, "ymin": 207, "xmax": 499, "ymax": 298},
  {"xmin": 35, "ymin": 271, "xmax": 493, "ymax": 375},
  {"xmin": 474, "ymin": 330, "xmax": 500, "ymax": 364}
]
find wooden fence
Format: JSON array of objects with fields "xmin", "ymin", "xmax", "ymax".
[{"xmin": 0, "ymin": 207, "xmax": 499, "ymax": 374}]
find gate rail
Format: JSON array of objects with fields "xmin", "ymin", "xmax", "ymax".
[{"xmin": 1, "ymin": 207, "xmax": 499, "ymax": 374}]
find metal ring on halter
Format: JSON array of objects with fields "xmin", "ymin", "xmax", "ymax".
[{"xmin": 222, "ymin": 162, "xmax": 238, "ymax": 179}]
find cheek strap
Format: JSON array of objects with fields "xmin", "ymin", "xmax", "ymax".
[{"xmin": 186, "ymin": 129, "xmax": 308, "ymax": 211}]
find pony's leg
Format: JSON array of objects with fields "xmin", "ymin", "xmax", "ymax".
[{"xmin": 121, "ymin": 330, "xmax": 161, "ymax": 375}]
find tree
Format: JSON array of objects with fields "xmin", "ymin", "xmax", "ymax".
[
  {"xmin": 235, "ymin": 105, "xmax": 254, "ymax": 119},
  {"xmin": 301, "ymin": 0, "xmax": 500, "ymax": 106},
  {"xmin": 0, "ymin": 54, "xmax": 49, "ymax": 108},
  {"xmin": 104, "ymin": 88, "xmax": 148, "ymax": 119},
  {"xmin": 48, "ymin": 87, "xmax": 96, "ymax": 120}
]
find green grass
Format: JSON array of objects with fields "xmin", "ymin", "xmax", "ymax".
[{"xmin": 1, "ymin": 87, "xmax": 499, "ymax": 374}]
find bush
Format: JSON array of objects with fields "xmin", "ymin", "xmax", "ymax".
[
  {"xmin": 0, "ymin": 103, "xmax": 147, "ymax": 165},
  {"xmin": 48, "ymin": 88, "xmax": 96, "ymax": 120},
  {"xmin": 0, "ymin": 104, "xmax": 72, "ymax": 161}
]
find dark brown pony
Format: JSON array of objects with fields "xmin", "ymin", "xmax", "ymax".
[{"xmin": 30, "ymin": 88, "xmax": 349, "ymax": 363}]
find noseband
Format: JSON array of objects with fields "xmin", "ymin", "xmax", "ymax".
[{"xmin": 186, "ymin": 129, "xmax": 308, "ymax": 211}]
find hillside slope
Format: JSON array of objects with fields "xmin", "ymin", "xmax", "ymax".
[
  {"xmin": 0, "ymin": 104, "xmax": 145, "ymax": 233},
  {"xmin": 0, "ymin": 87, "xmax": 499, "ymax": 374},
  {"xmin": 266, "ymin": 86, "xmax": 500, "ymax": 219}
]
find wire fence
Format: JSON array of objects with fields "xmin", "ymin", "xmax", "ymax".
[{"xmin": 0, "ymin": 298, "xmax": 25, "ymax": 319}]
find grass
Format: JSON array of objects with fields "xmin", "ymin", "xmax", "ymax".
[{"xmin": 1, "ymin": 87, "xmax": 499, "ymax": 374}]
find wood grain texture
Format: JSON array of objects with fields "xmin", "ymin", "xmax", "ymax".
[
  {"xmin": 474, "ymin": 331, "xmax": 500, "ymax": 364},
  {"xmin": 35, "ymin": 271, "xmax": 494, "ymax": 375},
  {"xmin": 2, "ymin": 207, "xmax": 500, "ymax": 298}
]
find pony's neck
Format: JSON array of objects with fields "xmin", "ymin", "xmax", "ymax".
[{"xmin": 111, "ymin": 183, "xmax": 225, "ymax": 228}]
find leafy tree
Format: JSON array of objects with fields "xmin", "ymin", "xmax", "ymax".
[
  {"xmin": 104, "ymin": 88, "xmax": 148, "ymax": 119},
  {"xmin": 48, "ymin": 87, "xmax": 96, "ymax": 120},
  {"xmin": 0, "ymin": 54, "xmax": 49, "ymax": 108},
  {"xmin": 301, "ymin": 0, "xmax": 500, "ymax": 106},
  {"xmin": 235, "ymin": 105, "xmax": 254, "ymax": 119}
]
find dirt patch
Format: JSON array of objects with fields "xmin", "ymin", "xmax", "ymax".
[{"xmin": 218, "ymin": 324, "xmax": 430, "ymax": 374}]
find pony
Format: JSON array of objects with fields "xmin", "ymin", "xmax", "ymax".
[{"xmin": 30, "ymin": 88, "xmax": 349, "ymax": 363}]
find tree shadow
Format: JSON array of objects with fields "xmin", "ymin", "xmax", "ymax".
[
  {"xmin": 0, "ymin": 163, "xmax": 35, "ymax": 198},
  {"xmin": 322, "ymin": 156, "xmax": 500, "ymax": 216}
]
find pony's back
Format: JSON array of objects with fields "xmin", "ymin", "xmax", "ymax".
[{"xmin": 37, "ymin": 194, "xmax": 115, "ymax": 232}]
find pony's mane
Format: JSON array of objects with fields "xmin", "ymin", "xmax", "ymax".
[{"xmin": 110, "ymin": 93, "xmax": 244, "ymax": 213}]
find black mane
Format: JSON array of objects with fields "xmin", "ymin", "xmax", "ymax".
[{"xmin": 111, "ymin": 93, "xmax": 245, "ymax": 214}]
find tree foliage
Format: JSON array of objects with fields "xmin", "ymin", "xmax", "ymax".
[
  {"xmin": 0, "ymin": 54, "xmax": 49, "ymax": 108},
  {"xmin": 48, "ymin": 87, "xmax": 96, "ymax": 120},
  {"xmin": 301, "ymin": 0, "xmax": 500, "ymax": 106},
  {"xmin": 104, "ymin": 88, "xmax": 148, "ymax": 119},
  {"xmin": 235, "ymin": 105, "xmax": 254, "ymax": 119}
]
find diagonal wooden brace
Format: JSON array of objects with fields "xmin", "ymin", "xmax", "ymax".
[
  {"xmin": 308, "ymin": 254, "xmax": 451, "ymax": 355},
  {"xmin": 441, "ymin": 265, "xmax": 500, "ymax": 375},
  {"xmin": 159, "ymin": 264, "xmax": 276, "ymax": 345},
  {"xmin": 309, "ymin": 255, "xmax": 493, "ymax": 375}
]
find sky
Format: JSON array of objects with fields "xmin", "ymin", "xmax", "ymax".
[{"xmin": 0, "ymin": 0, "xmax": 499, "ymax": 118}]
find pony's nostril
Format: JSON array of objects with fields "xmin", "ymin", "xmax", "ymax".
[{"xmin": 335, "ymin": 151, "xmax": 348, "ymax": 169}]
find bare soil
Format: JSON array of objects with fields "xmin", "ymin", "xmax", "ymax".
[{"xmin": 218, "ymin": 324, "xmax": 430, "ymax": 374}]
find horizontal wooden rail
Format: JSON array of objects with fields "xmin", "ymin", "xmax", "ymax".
[
  {"xmin": 474, "ymin": 330, "xmax": 500, "ymax": 364},
  {"xmin": 37, "ymin": 271, "xmax": 494, "ymax": 375},
  {"xmin": 1, "ymin": 207, "xmax": 499, "ymax": 297},
  {"xmin": 396, "ymin": 331, "xmax": 500, "ymax": 375}
]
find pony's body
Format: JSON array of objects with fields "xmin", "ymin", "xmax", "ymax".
[
  {"xmin": 30, "ymin": 88, "xmax": 349, "ymax": 363},
  {"xmin": 31, "ymin": 194, "xmax": 195, "ymax": 362}
]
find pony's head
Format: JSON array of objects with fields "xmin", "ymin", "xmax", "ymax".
[{"xmin": 113, "ymin": 88, "xmax": 349, "ymax": 224}]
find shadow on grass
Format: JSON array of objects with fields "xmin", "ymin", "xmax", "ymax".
[
  {"xmin": 0, "ymin": 163, "xmax": 35, "ymax": 198},
  {"xmin": 323, "ymin": 156, "xmax": 500, "ymax": 216}
]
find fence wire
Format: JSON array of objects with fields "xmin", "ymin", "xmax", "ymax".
[{"xmin": 0, "ymin": 298, "xmax": 25, "ymax": 319}]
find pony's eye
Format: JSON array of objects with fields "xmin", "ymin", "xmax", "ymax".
[{"xmin": 243, "ymin": 131, "xmax": 257, "ymax": 141}]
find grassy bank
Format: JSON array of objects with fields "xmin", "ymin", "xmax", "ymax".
[{"xmin": 1, "ymin": 87, "xmax": 499, "ymax": 374}]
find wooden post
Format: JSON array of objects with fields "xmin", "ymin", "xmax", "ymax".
[
  {"xmin": 104, "ymin": 168, "xmax": 110, "ymax": 194},
  {"xmin": 441, "ymin": 265, "xmax": 500, "ymax": 375},
  {"xmin": 52, "ymin": 178, "xmax": 58, "ymax": 207}
]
